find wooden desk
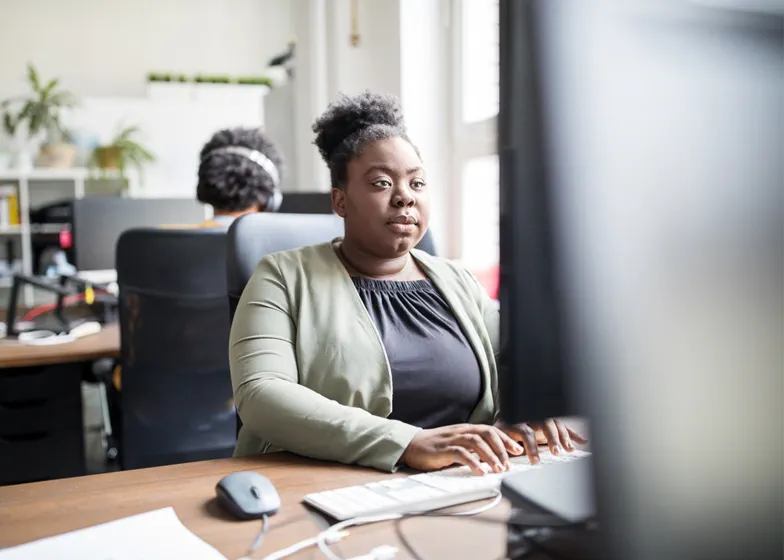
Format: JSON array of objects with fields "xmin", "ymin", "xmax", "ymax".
[
  {"xmin": 0, "ymin": 453, "xmax": 508, "ymax": 559},
  {"xmin": 0, "ymin": 323, "xmax": 120, "ymax": 368}
]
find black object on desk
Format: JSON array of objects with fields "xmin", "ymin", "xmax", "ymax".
[{"xmin": 4, "ymin": 274, "xmax": 117, "ymax": 337}]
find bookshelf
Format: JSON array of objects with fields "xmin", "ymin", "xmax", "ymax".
[{"xmin": 0, "ymin": 169, "xmax": 89, "ymax": 305}]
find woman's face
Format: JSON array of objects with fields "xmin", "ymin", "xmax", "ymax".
[{"xmin": 332, "ymin": 136, "xmax": 430, "ymax": 258}]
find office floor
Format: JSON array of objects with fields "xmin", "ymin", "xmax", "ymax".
[{"xmin": 81, "ymin": 382, "xmax": 119, "ymax": 475}]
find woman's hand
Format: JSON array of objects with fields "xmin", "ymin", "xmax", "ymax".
[
  {"xmin": 496, "ymin": 419, "xmax": 587, "ymax": 465},
  {"xmin": 400, "ymin": 424, "xmax": 525, "ymax": 475}
]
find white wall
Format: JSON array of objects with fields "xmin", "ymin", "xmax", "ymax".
[
  {"xmin": 325, "ymin": 0, "xmax": 403, "ymax": 99},
  {"xmin": 0, "ymin": 0, "xmax": 292, "ymax": 98}
]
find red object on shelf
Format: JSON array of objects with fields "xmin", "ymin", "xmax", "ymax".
[
  {"xmin": 59, "ymin": 229, "xmax": 72, "ymax": 249},
  {"xmin": 471, "ymin": 264, "xmax": 500, "ymax": 300}
]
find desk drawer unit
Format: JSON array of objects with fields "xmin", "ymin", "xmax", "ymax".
[{"xmin": 0, "ymin": 363, "xmax": 85, "ymax": 485}]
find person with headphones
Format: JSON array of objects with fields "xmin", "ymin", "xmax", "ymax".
[
  {"xmin": 103, "ymin": 127, "xmax": 284, "ymax": 462},
  {"xmin": 194, "ymin": 127, "xmax": 285, "ymax": 227}
]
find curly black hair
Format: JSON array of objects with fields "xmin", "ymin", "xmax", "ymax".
[
  {"xmin": 312, "ymin": 90, "xmax": 418, "ymax": 188},
  {"xmin": 197, "ymin": 127, "xmax": 284, "ymax": 212}
]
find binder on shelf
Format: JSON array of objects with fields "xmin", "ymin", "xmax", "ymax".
[{"xmin": 0, "ymin": 184, "xmax": 20, "ymax": 228}]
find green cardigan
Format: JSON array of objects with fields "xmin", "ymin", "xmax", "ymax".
[{"xmin": 229, "ymin": 241, "xmax": 500, "ymax": 472}]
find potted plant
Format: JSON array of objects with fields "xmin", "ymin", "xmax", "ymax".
[
  {"xmin": 1, "ymin": 63, "xmax": 78, "ymax": 169},
  {"xmin": 90, "ymin": 125, "xmax": 155, "ymax": 192}
]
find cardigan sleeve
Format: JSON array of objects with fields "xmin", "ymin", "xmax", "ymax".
[
  {"xmin": 229, "ymin": 256, "xmax": 420, "ymax": 472},
  {"xmin": 463, "ymin": 268, "xmax": 500, "ymax": 360}
]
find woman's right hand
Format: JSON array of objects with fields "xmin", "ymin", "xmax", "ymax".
[{"xmin": 400, "ymin": 424, "xmax": 525, "ymax": 475}]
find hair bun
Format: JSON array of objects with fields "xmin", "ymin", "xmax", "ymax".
[{"xmin": 312, "ymin": 90, "xmax": 405, "ymax": 162}]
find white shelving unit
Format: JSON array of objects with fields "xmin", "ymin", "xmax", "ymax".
[{"xmin": 0, "ymin": 168, "xmax": 88, "ymax": 305}]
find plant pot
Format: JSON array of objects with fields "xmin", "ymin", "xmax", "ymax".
[
  {"xmin": 0, "ymin": 151, "xmax": 11, "ymax": 171},
  {"xmin": 85, "ymin": 177, "xmax": 126, "ymax": 196},
  {"xmin": 94, "ymin": 146, "xmax": 122, "ymax": 170},
  {"xmin": 12, "ymin": 149, "xmax": 34, "ymax": 172},
  {"xmin": 37, "ymin": 143, "xmax": 78, "ymax": 169}
]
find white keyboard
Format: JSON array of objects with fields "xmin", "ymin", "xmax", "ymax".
[{"xmin": 303, "ymin": 449, "xmax": 591, "ymax": 521}]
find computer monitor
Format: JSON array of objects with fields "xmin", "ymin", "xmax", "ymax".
[
  {"xmin": 71, "ymin": 197, "xmax": 207, "ymax": 273},
  {"xmin": 278, "ymin": 192, "xmax": 334, "ymax": 214},
  {"xmin": 498, "ymin": 1, "xmax": 782, "ymax": 559}
]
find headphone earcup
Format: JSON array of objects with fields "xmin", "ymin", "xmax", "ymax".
[{"xmin": 265, "ymin": 190, "xmax": 283, "ymax": 212}]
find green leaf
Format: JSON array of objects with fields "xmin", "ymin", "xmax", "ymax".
[
  {"xmin": 27, "ymin": 63, "xmax": 40, "ymax": 91},
  {"xmin": 43, "ymin": 78, "xmax": 58, "ymax": 96},
  {"xmin": 3, "ymin": 112, "xmax": 16, "ymax": 135}
]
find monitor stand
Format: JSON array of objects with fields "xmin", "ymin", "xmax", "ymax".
[{"xmin": 501, "ymin": 456, "xmax": 601, "ymax": 559}]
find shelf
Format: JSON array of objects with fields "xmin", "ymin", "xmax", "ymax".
[
  {"xmin": 0, "ymin": 168, "xmax": 89, "ymax": 181},
  {"xmin": 0, "ymin": 225, "xmax": 24, "ymax": 235},
  {"xmin": 0, "ymin": 224, "xmax": 67, "ymax": 235},
  {"xmin": 31, "ymin": 223, "xmax": 68, "ymax": 234}
]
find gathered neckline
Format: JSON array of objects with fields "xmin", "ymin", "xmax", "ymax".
[{"xmin": 351, "ymin": 277, "xmax": 435, "ymax": 293}]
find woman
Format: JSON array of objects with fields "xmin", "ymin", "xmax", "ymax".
[
  {"xmin": 230, "ymin": 91, "xmax": 585, "ymax": 474},
  {"xmin": 196, "ymin": 126, "xmax": 284, "ymax": 227}
]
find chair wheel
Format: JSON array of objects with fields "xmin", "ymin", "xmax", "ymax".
[{"xmin": 106, "ymin": 436, "xmax": 119, "ymax": 461}]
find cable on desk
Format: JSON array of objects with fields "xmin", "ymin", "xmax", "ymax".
[
  {"xmin": 315, "ymin": 493, "xmax": 505, "ymax": 560},
  {"xmin": 246, "ymin": 514, "xmax": 269, "ymax": 556}
]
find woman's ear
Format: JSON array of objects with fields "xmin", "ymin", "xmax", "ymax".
[{"xmin": 331, "ymin": 187, "xmax": 346, "ymax": 217}]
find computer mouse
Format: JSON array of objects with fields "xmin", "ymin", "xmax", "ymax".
[{"xmin": 215, "ymin": 471, "xmax": 281, "ymax": 520}]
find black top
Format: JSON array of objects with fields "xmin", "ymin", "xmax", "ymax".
[{"xmin": 352, "ymin": 277, "xmax": 483, "ymax": 429}]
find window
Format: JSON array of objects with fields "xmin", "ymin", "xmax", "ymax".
[
  {"xmin": 450, "ymin": 0, "xmax": 500, "ymax": 270},
  {"xmin": 460, "ymin": 0, "xmax": 500, "ymax": 124},
  {"xmin": 460, "ymin": 154, "xmax": 499, "ymax": 269}
]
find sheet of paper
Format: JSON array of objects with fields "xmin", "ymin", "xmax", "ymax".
[{"xmin": 0, "ymin": 507, "xmax": 227, "ymax": 560}]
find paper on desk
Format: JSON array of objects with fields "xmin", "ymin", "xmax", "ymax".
[{"xmin": 0, "ymin": 507, "xmax": 227, "ymax": 560}]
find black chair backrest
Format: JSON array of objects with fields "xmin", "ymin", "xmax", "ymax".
[
  {"xmin": 226, "ymin": 212, "xmax": 438, "ymax": 322},
  {"xmin": 116, "ymin": 227, "xmax": 235, "ymax": 469}
]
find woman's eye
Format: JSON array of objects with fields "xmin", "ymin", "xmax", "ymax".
[
  {"xmin": 373, "ymin": 179, "xmax": 392, "ymax": 188},
  {"xmin": 411, "ymin": 179, "xmax": 427, "ymax": 190}
]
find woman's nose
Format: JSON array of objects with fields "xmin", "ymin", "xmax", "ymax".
[{"xmin": 392, "ymin": 185, "xmax": 415, "ymax": 207}]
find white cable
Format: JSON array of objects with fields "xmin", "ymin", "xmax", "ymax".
[
  {"xmin": 445, "ymin": 493, "xmax": 503, "ymax": 516},
  {"xmin": 255, "ymin": 530, "xmax": 349, "ymax": 560},
  {"xmin": 316, "ymin": 493, "xmax": 504, "ymax": 560},
  {"xmin": 345, "ymin": 545, "xmax": 399, "ymax": 560},
  {"xmin": 254, "ymin": 494, "xmax": 504, "ymax": 560},
  {"xmin": 317, "ymin": 514, "xmax": 404, "ymax": 560},
  {"xmin": 17, "ymin": 330, "xmax": 75, "ymax": 345}
]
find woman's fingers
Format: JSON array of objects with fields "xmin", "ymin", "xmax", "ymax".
[
  {"xmin": 554, "ymin": 419, "xmax": 574, "ymax": 451},
  {"xmin": 567, "ymin": 426, "xmax": 589, "ymax": 444},
  {"xmin": 448, "ymin": 446, "xmax": 485, "ymax": 475},
  {"xmin": 541, "ymin": 419, "xmax": 563, "ymax": 455},
  {"xmin": 513, "ymin": 423, "xmax": 541, "ymax": 464},
  {"xmin": 457, "ymin": 433, "xmax": 504, "ymax": 472},
  {"xmin": 493, "ymin": 427, "xmax": 525, "ymax": 457}
]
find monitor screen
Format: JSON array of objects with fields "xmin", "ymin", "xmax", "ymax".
[
  {"xmin": 279, "ymin": 192, "xmax": 334, "ymax": 215},
  {"xmin": 498, "ymin": 1, "xmax": 782, "ymax": 558},
  {"xmin": 71, "ymin": 197, "xmax": 207, "ymax": 272}
]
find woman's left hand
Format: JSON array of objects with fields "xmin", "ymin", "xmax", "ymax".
[{"xmin": 496, "ymin": 419, "xmax": 587, "ymax": 464}]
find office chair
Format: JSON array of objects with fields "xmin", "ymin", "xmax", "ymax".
[
  {"xmin": 115, "ymin": 228, "xmax": 236, "ymax": 470},
  {"xmin": 226, "ymin": 212, "xmax": 438, "ymax": 435}
]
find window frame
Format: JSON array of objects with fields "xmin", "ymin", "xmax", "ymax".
[{"xmin": 447, "ymin": 0, "xmax": 499, "ymax": 263}]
